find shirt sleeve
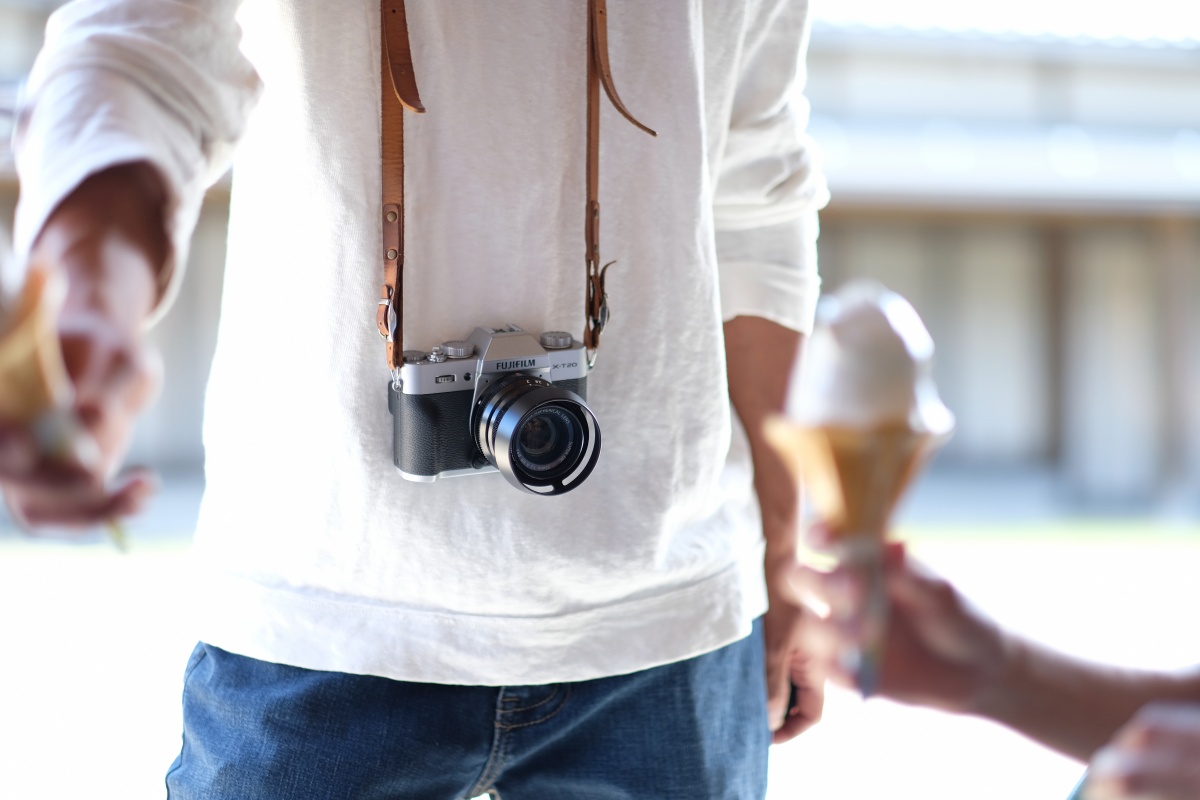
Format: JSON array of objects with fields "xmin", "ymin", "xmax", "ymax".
[
  {"xmin": 12, "ymin": 0, "xmax": 262, "ymax": 322},
  {"xmin": 713, "ymin": 0, "xmax": 829, "ymax": 335}
]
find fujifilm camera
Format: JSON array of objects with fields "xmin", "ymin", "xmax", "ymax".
[{"xmin": 388, "ymin": 324, "xmax": 600, "ymax": 495}]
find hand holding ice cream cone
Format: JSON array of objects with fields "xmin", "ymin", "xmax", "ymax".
[
  {"xmin": 0, "ymin": 259, "xmax": 133, "ymax": 548},
  {"xmin": 766, "ymin": 280, "xmax": 954, "ymax": 694},
  {"xmin": 0, "ymin": 163, "xmax": 169, "ymax": 543}
]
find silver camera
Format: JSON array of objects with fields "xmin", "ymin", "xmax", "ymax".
[{"xmin": 387, "ymin": 325, "xmax": 600, "ymax": 495}]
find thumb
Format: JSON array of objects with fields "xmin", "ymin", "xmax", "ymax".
[
  {"xmin": 765, "ymin": 639, "xmax": 791, "ymax": 731},
  {"xmin": 768, "ymin": 657, "xmax": 787, "ymax": 734}
]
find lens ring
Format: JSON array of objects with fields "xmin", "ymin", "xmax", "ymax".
[{"xmin": 473, "ymin": 374, "xmax": 601, "ymax": 495}]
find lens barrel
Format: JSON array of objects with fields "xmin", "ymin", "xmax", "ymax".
[{"xmin": 474, "ymin": 373, "xmax": 600, "ymax": 495}]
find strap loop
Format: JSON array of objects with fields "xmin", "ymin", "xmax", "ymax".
[
  {"xmin": 380, "ymin": 1, "xmax": 653, "ymax": 369},
  {"xmin": 382, "ymin": 2, "xmax": 425, "ymax": 112}
]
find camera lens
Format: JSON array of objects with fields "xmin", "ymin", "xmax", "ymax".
[
  {"xmin": 513, "ymin": 405, "xmax": 577, "ymax": 474},
  {"xmin": 517, "ymin": 410, "xmax": 560, "ymax": 458},
  {"xmin": 474, "ymin": 374, "xmax": 600, "ymax": 495}
]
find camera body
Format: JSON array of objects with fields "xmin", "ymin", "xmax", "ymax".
[{"xmin": 388, "ymin": 324, "xmax": 601, "ymax": 495}]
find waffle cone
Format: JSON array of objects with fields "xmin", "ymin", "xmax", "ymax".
[
  {"xmin": 765, "ymin": 417, "xmax": 943, "ymax": 540},
  {"xmin": 0, "ymin": 265, "xmax": 71, "ymax": 423}
]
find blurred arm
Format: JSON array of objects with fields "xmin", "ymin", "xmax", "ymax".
[
  {"xmin": 36, "ymin": 162, "xmax": 167, "ymax": 328},
  {"xmin": 712, "ymin": 0, "xmax": 830, "ymax": 744},
  {"xmin": 2, "ymin": 0, "xmax": 261, "ymax": 529},
  {"xmin": 14, "ymin": 0, "xmax": 262, "ymax": 318},
  {"xmin": 793, "ymin": 545, "xmax": 1200, "ymax": 761},
  {"xmin": 979, "ymin": 636, "xmax": 1200, "ymax": 760},
  {"xmin": 725, "ymin": 316, "xmax": 821, "ymax": 742}
]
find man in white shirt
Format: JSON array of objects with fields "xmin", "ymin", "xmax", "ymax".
[{"xmin": 4, "ymin": 1, "xmax": 829, "ymax": 796}]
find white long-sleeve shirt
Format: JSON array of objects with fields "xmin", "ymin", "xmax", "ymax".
[{"xmin": 15, "ymin": 0, "xmax": 828, "ymax": 685}]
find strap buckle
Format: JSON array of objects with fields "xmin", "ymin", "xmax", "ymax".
[
  {"xmin": 586, "ymin": 260, "xmax": 615, "ymax": 352},
  {"xmin": 377, "ymin": 299, "xmax": 391, "ymax": 339}
]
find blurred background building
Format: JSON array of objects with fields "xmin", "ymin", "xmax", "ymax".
[
  {"xmin": 2, "ymin": 0, "xmax": 1199, "ymax": 512},
  {"xmin": 806, "ymin": 14, "xmax": 1200, "ymax": 512}
]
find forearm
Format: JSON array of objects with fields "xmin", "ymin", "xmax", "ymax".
[
  {"xmin": 724, "ymin": 315, "xmax": 804, "ymax": 572},
  {"xmin": 33, "ymin": 162, "xmax": 168, "ymax": 328},
  {"xmin": 13, "ymin": 0, "xmax": 261, "ymax": 315},
  {"xmin": 975, "ymin": 637, "xmax": 1200, "ymax": 760}
]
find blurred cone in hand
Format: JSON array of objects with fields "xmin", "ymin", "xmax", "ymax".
[
  {"xmin": 0, "ymin": 262, "xmax": 72, "ymax": 423},
  {"xmin": 0, "ymin": 261, "xmax": 122, "ymax": 547},
  {"xmin": 0, "ymin": 263, "xmax": 98, "ymax": 471},
  {"xmin": 766, "ymin": 420, "xmax": 945, "ymax": 541}
]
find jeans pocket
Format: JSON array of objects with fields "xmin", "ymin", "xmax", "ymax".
[
  {"xmin": 180, "ymin": 642, "xmax": 209, "ymax": 685},
  {"xmin": 164, "ymin": 643, "xmax": 210, "ymax": 797}
]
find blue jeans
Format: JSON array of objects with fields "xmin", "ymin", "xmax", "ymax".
[{"xmin": 165, "ymin": 620, "xmax": 768, "ymax": 799}]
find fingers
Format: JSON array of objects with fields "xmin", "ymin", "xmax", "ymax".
[
  {"xmin": 0, "ymin": 423, "xmax": 94, "ymax": 487},
  {"xmin": 0, "ymin": 424, "xmax": 35, "ymax": 476},
  {"xmin": 1087, "ymin": 749, "xmax": 1196, "ymax": 800},
  {"xmin": 772, "ymin": 654, "xmax": 827, "ymax": 743},
  {"xmin": 805, "ymin": 519, "xmax": 837, "ymax": 550},
  {"xmin": 788, "ymin": 560, "xmax": 874, "ymax": 646},
  {"xmin": 763, "ymin": 593, "xmax": 828, "ymax": 741},
  {"xmin": 5, "ymin": 469, "xmax": 157, "ymax": 531},
  {"xmin": 1086, "ymin": 704, "xmax": 1200, "ymax": 800},
  {"xmin": 764, "ymin": 630, "xmax": 792, "ymax": 732},
  {"xmin": 0, "ymin": 424, "xmax": 52, "ymax": 481},
  {"xmin": 59, "ymin": 313, "xmax": 162, "ymax": 476},
  {"xmin": 788, "ymin": 562, "xmax": 874, "ymax": 695},
  {"xmin": 787, "ymin": 562, "xmax": 829, "ymax": 614},
  {"xmin": 1, "ymin": 311, "xmax": 161, "ymax": 535},
  {"xmin": 765, "ymin": 605, "xmax": 828, "ymax": 743}
]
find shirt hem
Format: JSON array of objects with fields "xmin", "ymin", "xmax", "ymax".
[{"xmin": 194, "ymin": 553, "xmax": 768, "ymax": 686}]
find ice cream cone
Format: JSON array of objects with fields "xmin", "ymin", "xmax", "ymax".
[
  {"xmin": 0, "ymin": 263, "xmax": 124, "ymax": 548},
  {"xmin": 766, "ymin": 419, "xmax": 945, "ymax": 540},
  {"xmin": 770, "ymin": 280, "xmax": 956, "ymax": 695},
  {"xmin": 0, "ymin": 264, "xmax": 71, "ymax": 423}
]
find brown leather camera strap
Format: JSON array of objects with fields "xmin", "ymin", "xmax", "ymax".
[
  {"xmin": 377, "ymin": 0, "xmax": 424, "ymax": 370},
  {"xmin": 377, "ymin": 0, "xmax": 654, "ymax": 370}
]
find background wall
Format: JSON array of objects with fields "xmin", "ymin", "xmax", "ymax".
[
  {"xmin": 2, "ymin": 4, "xmax": 1199, "ymax": 511},
  {"xmin": 805, "ymin": 24, "xmax": 1200, "ymax": 509}
]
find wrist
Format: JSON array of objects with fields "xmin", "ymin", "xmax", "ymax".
[
  {"xmin": 33, "ymin": 163, "xmax": 167, "ymax": 328},
  {"xmin": 968, "ymin": 629, "xmax": 1030, "ymax": 720},
  {"xmin": 764, "ymin": 546, "xmax": 799, "ymax": 596},
  {"xmin": 757, "ymin": 476, "xmax": 802, "ymax": 566}
]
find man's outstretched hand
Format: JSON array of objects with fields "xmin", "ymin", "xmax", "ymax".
[{"xmin": 1, "ymin": 162, "xmax": 167, "ymax": 531}]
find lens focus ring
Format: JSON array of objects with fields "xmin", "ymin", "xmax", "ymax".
[{"xmin": 473, "ymin": 374, "xmax": 601, "ymax": 495}]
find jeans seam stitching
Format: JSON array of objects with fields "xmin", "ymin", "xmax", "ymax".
[
  {"xmin": 503, "ymin": 684, "xmax": 564, "ymax": 714},
  {"xmin": 500, "ymin": 685, "xmax": 572, "ymax": 731},
  {"xmin": 465, "ymin": 691, "xmax": 510, "ymax": 798}
]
